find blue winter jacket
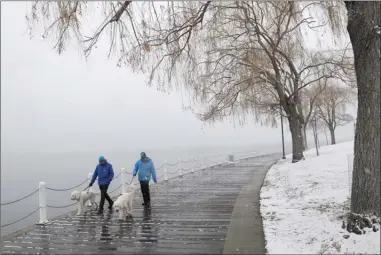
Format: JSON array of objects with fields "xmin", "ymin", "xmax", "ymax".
[
  {"xmin": 90, "ymin": 161, "xmax": 114, "ymax": 186},
  {"xmin": 133, "ymin": 157, "xmax": 157, "ymax": 183}
]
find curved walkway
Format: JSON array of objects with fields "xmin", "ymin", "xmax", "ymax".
[{"xmin": 1, "ymin": 153, "xmax": 279, "ymax": 254}]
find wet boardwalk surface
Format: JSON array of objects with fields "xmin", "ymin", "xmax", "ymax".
[{"xmin": 1, "ymin": 154, "xmax": 279, "ymax": 254}]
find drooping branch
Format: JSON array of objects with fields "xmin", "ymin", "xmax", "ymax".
[{"xmin": 83, "ymin": 1, "xmax": 132, "ymax": 56}]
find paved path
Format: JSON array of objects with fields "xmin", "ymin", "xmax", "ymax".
[{"xmin": 1, "ymin": 153, "xmax": 279, "ymax": 254}]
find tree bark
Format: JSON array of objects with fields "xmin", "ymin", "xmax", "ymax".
[
  {"xmin": 287, "ymin": 113, "xmax": 305, "ymax": 163},
  {"xmin": 345, "ymin": 1, "xmax": 380, "ymax": 216},
  {"xmin": 329, "ymin": 126, "xmax": 336, "ymax": 145}
]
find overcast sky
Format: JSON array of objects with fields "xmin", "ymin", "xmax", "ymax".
[
  {"xmin": 1, "ymin": 2, "xmax": 293, "ymax": 154},
  {"xmin": 1, "ymin": 2, "xmax": 354, "ymax": 154}
]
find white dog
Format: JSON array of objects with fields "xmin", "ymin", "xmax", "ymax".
[
  {"xmin": 71, "ymin": 189, "xmax": 99, "ymax": 215},
  {"xmin": 113, "ymin": 184, "xmax": 136, "ymax": 220}
]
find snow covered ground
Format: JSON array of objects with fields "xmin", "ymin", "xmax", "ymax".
[{"xmin": 260, "ymin": 141, "xmax": 380, "ymax": 254}]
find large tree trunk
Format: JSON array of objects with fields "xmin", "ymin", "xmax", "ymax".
[
  {"xmin": 287, "ymin": 113, "xmax": 305, "ymax": 163},
  {"xmin": 346, "ymin": 1, "xmax": 380, "ymax": 216},
  {"xmin": 329, "ymin": 126, "xmax": 336, "ymax": 145}
]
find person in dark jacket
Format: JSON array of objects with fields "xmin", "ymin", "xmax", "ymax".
[
  {"xmin": 89, "ymin": 156, "xmax": 114, "ymax": 214},
  {"xmin": 133, "ymin": 152, "xmax": 157, "ymax": 209}
]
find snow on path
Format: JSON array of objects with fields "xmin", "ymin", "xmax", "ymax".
[{"xmin": 260, "ymin": 141, "xmax": 380, "ymax": 254}]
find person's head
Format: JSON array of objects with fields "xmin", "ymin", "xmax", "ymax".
[
  {"xmin": 98, "ymin": 156, "xmax": 106, "ymax": 165},
  {"xmin": 140, "ymin": 152, "xmax": 147, "ymax": 160}
]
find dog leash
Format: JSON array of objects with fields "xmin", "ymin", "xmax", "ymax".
[
  {"xmin": 84, "ymin": 186, "xmax": 90, "ymax": 194},
  {"xmin": 129, "ymin": 176, "xmax": 135, "ymax": 185}
]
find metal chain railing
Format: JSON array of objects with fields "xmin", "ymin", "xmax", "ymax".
[
  {"xmin": 1, "ymin": 188, "xmax": 40, "ymax": 206},
  {"xmin": 1, "ymin": 207, "xmax": 40, "ymax": 228},
  {"xmin": 1, "ymin": 149, "xmax": 258, "ymax": 229}
]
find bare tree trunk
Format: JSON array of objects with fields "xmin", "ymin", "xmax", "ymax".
[
  {"xmin": 346, "ymin": 1, "xmax": 380, "ymax": 216},
  {"xmin": 287, "ymin": 114, "xmax": 305, "ymax": 163},
  {"xmin": 329, "ymin": 127, "xmax": 336, "ymax": 145}
]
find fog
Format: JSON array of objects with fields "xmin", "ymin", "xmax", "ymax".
[
  {"xmin": 1, "ymin": 2, "xmax": 295, "ymax": 156},
  {"xmin": 1, "ymin": 2, "xmax": 356, "ymax": 157}
]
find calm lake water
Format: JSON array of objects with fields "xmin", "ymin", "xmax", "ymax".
[{"xmin": 1, "ymin": 142, "xmax": 292, "ymax": 236}]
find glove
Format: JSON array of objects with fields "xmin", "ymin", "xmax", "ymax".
[
  {"xmin": 133, "ymin": 174, "xmax": 136, "ymax": 177},
  {"xmin": 89, "ymin": 183, "xmax": 93, "ymax": 187}
]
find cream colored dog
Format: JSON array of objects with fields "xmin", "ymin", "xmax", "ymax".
[
  {"xmin": 113, "ymin": 184, "xmax": 136, "ymax": 220},
  {"xmin": 71, "ymin": 189, "xmax": 99, "ymax": 215}
]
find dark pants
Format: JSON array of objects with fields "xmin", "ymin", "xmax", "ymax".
[
  {"xmin": 99, "ymin": 185, "xmax": 113, "ymax": 210},
  {"xmin": 140, "ymin": 181, "xmax": 151, "ymax": 205}
]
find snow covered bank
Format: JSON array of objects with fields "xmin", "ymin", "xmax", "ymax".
[{"xmin": 260, "ymin": 141, "xmax": 380, "ymax": 254}]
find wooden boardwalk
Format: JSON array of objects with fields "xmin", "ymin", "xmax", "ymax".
[{"xmin": 1, "ymin": 154, "xmax": 279, "ymax": 254}]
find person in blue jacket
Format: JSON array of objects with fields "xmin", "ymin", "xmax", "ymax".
[
  {"xmin": 133, "ymin": 152, "xmax": 157, "ymax": 209},
  {"xmin": 89, "ymin": 156, "xmax": 114, "ymax": 214}
]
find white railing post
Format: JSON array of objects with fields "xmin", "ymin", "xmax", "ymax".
[
  {"xmin": 121, "ymin": 168, "xmax": 127, "ymax": 194},
  {"xmin": 201, "ymin": 153, "xmax": 204, "ymax": 170},
  {"xmin": 37, "ymin": 182, "xmax": 48, "ymax": 225},
  {"xmin": 209, "ymin": 153, "xmax": 213, "ymax": 168},
  {"xmin": 87, "ymin": 173, "xmax": 93, "ymax": 206},
  {"xmin": 178, "ymin": 158, "xmax": 183, "ymax": 177},
  {"xmin": 191, "ymin": 156, "xmax": 195, "ymax": 173},
  {"xmin": 164, "ymin": 160, "xmax": 168, "ymax": 181}
]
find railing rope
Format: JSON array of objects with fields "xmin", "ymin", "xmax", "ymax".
[
  {"xmin": 1, "ymin": 207, "xmax": 40, "ymax": 228},
  {"xmin": 47, "ymin": 202, "xmax": 78, "ymax": 209},
  {"xmin": 37, "ymin": 182, "xmax": 49, "ymax": 225},
  {"xmin": 166, "ymin": 161, "xmax": 179, "ymax": 167},
  {"xmin": 46, "ymin": 178, "xmax": 89, "ymax": 192},
  {"xmin": 1, "ymin": 188, "xmax": 39, "ymax": 206}
]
